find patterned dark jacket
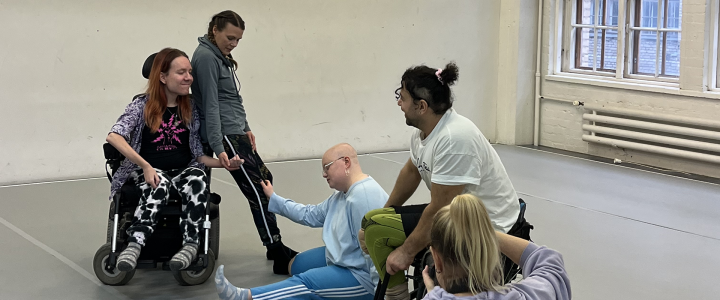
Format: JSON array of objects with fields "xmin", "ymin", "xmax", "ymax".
[{"xmin": 108, "ymin": 94, "xmax": 205, "ymax": 200}]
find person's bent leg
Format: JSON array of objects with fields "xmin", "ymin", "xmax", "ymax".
[
  {"xmin": 170, "ymin": 167, "xmax": 209, "ymax": 271},
  {"xmin": 289, "ymin": 246, "xmax": 327, "ymax": 276},
  {"xmin": 361, "ymin": 208, "xmax": 407, "ymax": 289},
  {"xmin": 358, "ymin": 208, "xmax": 396, "ymax": 254},
  {"xmin": 118, "ymin": 169, "xmax": 171, "ymax": 271},
  {"xmin": 361, "ymin": 204, "xmax": 428, "ymax": 299}
]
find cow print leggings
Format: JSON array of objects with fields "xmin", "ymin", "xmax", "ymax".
[{"xmin": 126, "ymin": 167, "xmax": 208, "ymax": 246}]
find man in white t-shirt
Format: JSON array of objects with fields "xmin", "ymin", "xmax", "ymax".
[{"xmin": 359, "ymin": 63, "xmax": 530, "ymax": 299}]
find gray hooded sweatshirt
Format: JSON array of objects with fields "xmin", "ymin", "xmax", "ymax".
[{"xmin": 190, "ymin": 35, "xmax": 250, "ymax": 156}]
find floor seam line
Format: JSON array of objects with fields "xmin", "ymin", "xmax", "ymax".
[
  {"xmin": 518, "ymin": 191, "xmax": 720, "ymax": 242},
  {"xmin": 0, "ymin": 216, "xmax": 130, "ymax": 300}
]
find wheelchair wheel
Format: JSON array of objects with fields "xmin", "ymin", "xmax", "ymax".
[
  {"xmin": 172, "ymin": 249, "xmax": 216, "ymax": 286},
  {"xmin": 410, "ymin": 250, "xmax": 434, "ymax": 300},
  {"xmin": 209, "ymin": 203, "xmax": 220, "ymax": 259},
  {"xmin": 93, "ymin": 243, "xmax": 135, "ymax": 286},
  {"xmin": 210, "ymin": 216, "xmax": 220, "ymax": 260}
]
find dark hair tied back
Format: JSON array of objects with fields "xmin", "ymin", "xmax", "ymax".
[{"xmin": 401, "ymin": 62, "xmax": 459, "ymax": 115}]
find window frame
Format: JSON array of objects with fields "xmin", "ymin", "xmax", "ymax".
[
  {"xmin": 626, "ymin": 0, "xmax": 682, "ymax": 81},
  {"xmin": 708, "ymin": 0, "xmax": 720, "ymax": 90},
  {"xmin": 571, "ymin": 0, "xmax": 620, "ymax": 73},
  {"xmin": 559, "ymin": 0, "xmax": 682, "ymax": 83}
]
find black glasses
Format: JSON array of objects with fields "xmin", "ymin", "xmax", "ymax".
[{"xmin": 395, "ymin": 87, "xmax": 402, "ymax": 100}]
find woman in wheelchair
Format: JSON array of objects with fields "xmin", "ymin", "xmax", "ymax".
[
  {"xmin": 106, "ymin": 47, "xmax": 234, "ymax": 273},
  {"xmin": 420, "ymin": 194, "xmax": 571, "ymax": 300}
]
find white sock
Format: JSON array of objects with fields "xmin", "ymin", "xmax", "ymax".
[{"xmin": 215, "ymin": 265, "xmax": 250, "ymax": 300}]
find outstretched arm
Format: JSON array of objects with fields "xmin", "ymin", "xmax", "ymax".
[{"xmin": 261, "ymin": 180, "xmax": 329, "ymax": 228}]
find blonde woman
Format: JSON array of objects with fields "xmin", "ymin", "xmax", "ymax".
[{"xmin": 421, "ymin": 194, "xmax": 571, "ymax": 300}]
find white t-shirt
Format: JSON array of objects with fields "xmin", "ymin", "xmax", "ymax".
[{"xmin": 410, "ymin": 108, "xmax": 520, "ymax": 233}]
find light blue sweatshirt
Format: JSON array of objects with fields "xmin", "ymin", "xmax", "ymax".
[
  {"xmin": 422, "ymin": 243, "xmax": 571, "ymax": 300},
  {"xmin": 268, "ymin": 176, "xmax": 388, "ymax": 294}
]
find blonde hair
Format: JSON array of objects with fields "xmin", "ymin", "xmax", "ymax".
[{"xmin": 430, "ymin": 194, "xmax": 505, "ymax": 294}]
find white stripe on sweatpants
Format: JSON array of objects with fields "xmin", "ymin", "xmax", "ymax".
[
  {"xmin": 258, "ymin": 291, "xmax": 312, "ymax": 300},
  {"xmin": 255, "ymin": 285, "xmax": 368, "ymax": 300},
  {"xmin": 314, "ymin": 286, "xmax": 366, "ymax": 292},
  {"xmin": 223, "ymin": 135, "xmax": 273, "ymax": 241},
  {"xmin": 253, "ymin": 285, "xmax": 305, "ymax": 298},
  {"xmin": 320, "ymin": 291, "xmax": 369, "ymax": 298},
  {"xmin": 253, "ymin": 285, "xmax": 307, "ymax": 300},
  {"xmin": 314, "ymin": 286, "xmax": 368, "ymax": 297}
]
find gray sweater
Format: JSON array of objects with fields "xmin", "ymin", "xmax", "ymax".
[
  {"xmin": 190, "ymin": 35, "xmax": 250, "ymax": 156},
  {"xmin": 423, "ymin": 243, "xmax": 571, "ymax": 300}
]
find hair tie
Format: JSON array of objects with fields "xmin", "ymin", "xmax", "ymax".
[{"xmin": 435, "ymin": 69, "xmax": 444, "ymax": 85}]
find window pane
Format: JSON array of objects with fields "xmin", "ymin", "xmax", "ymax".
[
  {"xmin": 577, "ymin": 27, "xmax": 597, "ymax": 68},
  {"xmin": 595, "ymin": 29, "xmax": 603, "ymax": 69},
  {"xmin": 605, "ymin": 0, "xmax": 620, "ymax": 26},
  {"xmin": 641, "ymin": 0, "xmax": 659, "ymax": 28},
  {"xmin": 664, "ymin": 32, "xmax": 680, "ymax": 76},
  {"xmin": 666, "ymin": 0, "xmax": 682, "ymax": 29},
  {"xmin": 578, "ymin": 0, "xmax": 597, "ymax": 25},
  {"xmin": 635, "ymin": 30, "xmax": 659, "ymax": 75},
  {"xmin": 603, "ymin": 29, "xmax": 618, "ymax": 70}
]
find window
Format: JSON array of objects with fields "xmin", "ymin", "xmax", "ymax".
[
  {"xmin": 711, "ymin": 0, "xmax": 720, "ymax": 89},
  {"xmin": 570, "ymin": 0, "xmax": 620, "ymax": 73},
  {"xmin": 563, "ymin": 0, "xmax": 683, "ymax": 81},
  {"xmin": 629, "ymin": 0, "xmax": 682, "ymax": 77}
]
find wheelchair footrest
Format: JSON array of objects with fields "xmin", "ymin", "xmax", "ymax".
[
  {"xmin": 185, "ymin": 254, "xmax": 210, "ymax": 271},
  {"xmin": 136, "ymin": 260, "xmax": 158, "ymax": 269}
]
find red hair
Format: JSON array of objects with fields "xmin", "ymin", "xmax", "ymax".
[{"xmin": 144, "ymin": 48, "xmax": 192, "ymax": 133}]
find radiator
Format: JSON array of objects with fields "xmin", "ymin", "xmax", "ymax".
[{"xmin": 579, "ymin": 104, "xmax": 720, "ymax": 164}]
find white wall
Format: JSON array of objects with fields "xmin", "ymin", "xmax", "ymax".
[
  {"xmin": 537, "ymin": 0, "xmax": 720, "ymax": 178},
  {"xmin": 0, "ymin": 0, "xmax": 500, "ymax": 184},
  {"xmin": 495, "ymin": 0, "xmax": 538, "ymax": 145}
]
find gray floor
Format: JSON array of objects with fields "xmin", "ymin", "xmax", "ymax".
[{"xmin": 1, "ymin": 145, "xmax": 719, "ymax": 300}]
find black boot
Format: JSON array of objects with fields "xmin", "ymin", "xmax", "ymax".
[
  {"xmin": 266, "ymin": 241, "xmax": 298, "ymax": 275},
  {"xmin": 266, "ymin": 241, "xmax": 298, "ymax": 260}
]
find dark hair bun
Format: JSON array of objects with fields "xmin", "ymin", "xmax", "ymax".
[{"xmin": 440, "ymin": 62, "xmax": 459, "ymax": 86}]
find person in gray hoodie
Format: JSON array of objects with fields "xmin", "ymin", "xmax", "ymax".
[
  {"xmin": 190, "ymin": 10, "xmax": 297, "ymax": 275},
  {"xmin": 420, "ymin": 194, "xmax": 571, "ymax": 300}
]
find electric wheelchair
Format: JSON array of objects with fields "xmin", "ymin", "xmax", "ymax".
[{"xmin": 92, "ymin": 53, "xmax": 221, "ymax": 286}]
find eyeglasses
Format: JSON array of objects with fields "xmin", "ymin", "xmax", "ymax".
[
  {"xmin": 322, "ymin": 157, "xmax": 346, "ymax": 175},
  {"xmin": 395, "ymin": 87, "xmax": 402, "ymax": 101}
]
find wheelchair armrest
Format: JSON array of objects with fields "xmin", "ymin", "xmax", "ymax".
[{"xmin": 103, "ymin": 143, "xmax": 125, "ymax": 161}]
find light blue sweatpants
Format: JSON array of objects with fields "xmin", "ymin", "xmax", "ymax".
[{"xmin": 250, "ymin": 247, "xmax": 373, "ymax": 300}]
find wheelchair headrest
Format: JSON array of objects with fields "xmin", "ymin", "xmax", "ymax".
[{"xmin": 142, "ymin": 52, "xmax": 158, "ymax": 79}]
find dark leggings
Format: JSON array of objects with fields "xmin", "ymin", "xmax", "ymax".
[{"xmin": 214, "ymin": 134, "xmax": 282, "ymax": 246}]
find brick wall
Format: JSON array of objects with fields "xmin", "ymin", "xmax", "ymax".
[{"xmin": 540, "ymin": 0, "xmax": 719, "ymax": 178}]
